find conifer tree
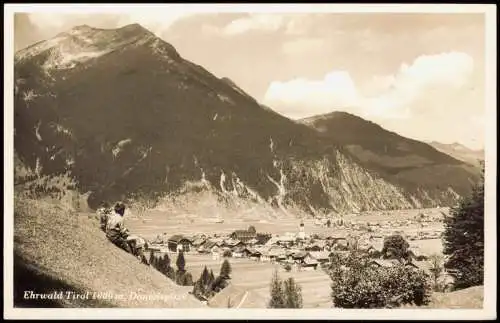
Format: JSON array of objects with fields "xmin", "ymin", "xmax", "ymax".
[
  {"xmin": 283, "ymin": 277, "xmax": 303, "ymax": 308},
  {"xmin": 192, "ymin": 277, "xmax": 203, "ymax": 299},
  {"xmin": 201, "ymin": 266, "xmax": 210, "ymax": 285},
  {"xmin": 443, "ymin": 164, "xmax": 484, "ymax": 289},
  {"xmin": 220, "ymin": 259, "xmax": 232, "ymax": 279},
  {"xmin": 268, "ymin": 269, "xmax": 285, "ymax": 308},
  {"xmin": 162, "ymin": 253, "xmax": 171, "ymax": 272},
  {"xmin": 149, "ymin": 252, "xmax": 157, "ymax": 269},
  {"xmin": 207, "ymin": 269, "xmax": 216, "ymax": 296},
  {"xmin": 209, "ymin": 269, "xmax": 215, "ymax": 283},
  {"xmin": 158, "ymin": 255, "xmax": 167, "ymax": 274},
  {"xmin": 176, "ymin": 251, "xmax": 186, "ymax": 272}
]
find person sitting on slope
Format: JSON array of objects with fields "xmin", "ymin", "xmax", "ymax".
[
  {"xmin": 97, "ymin": 201, "xmax": 113, "ymax": 232},
  {"xmin": 105, "ymin": 202, "xmax": 133, "ymax": 253},
  {"xmin": 126, "ymin": 234, "xmax": 150, "ymax": 265}
]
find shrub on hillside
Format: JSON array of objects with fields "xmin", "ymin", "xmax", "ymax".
[
  {"xmin": 222, "ymin": 249, "xmax": 232, "ymax": 258},
  {"xmin": 329, "ymin": 252, "xmax": 431, "ymax": 308}
]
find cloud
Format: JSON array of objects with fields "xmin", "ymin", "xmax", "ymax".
[
  {"xmin": 221, "ymin": 14, "xmax": 285, "ymax": 35},
  {"xmin": 263, "ymin": 51, "xmax": 475, "ymax": 121},
  {"xmin": 359, "ymin": 51, "xmax": 474, "ymax": 118},
  {"xmin": 264, "ymin": 71, "xmax": 359, "ymax": 119},
  {"xmin": 205, "ymin": 13, "xmax": 314, "ymax": 37},
  {"xmin": 395, "ymin": 51, "xmax": 474, "ymax": 90},
  {"xmin": 282, "ymin": 38, "xmax": 326, "ymax": 56},
  {"xmin": 24, "ymin": 12, "xmax": 199, "ymax": 40}
]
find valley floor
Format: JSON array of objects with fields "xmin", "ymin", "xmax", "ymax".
[
  {"xmin": 126, "ymin": 207, "xmax": 473, "ymax": 309},
  {"xmin": 160, "ymin": 251, "xmax": 332, "ymax": 308}
]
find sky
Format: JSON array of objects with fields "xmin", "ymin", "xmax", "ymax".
[{"xmin": 13, "ymin": 9, "xmax": 487, "ymax": 150}]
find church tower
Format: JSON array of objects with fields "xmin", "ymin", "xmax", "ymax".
[{"xmin": 298, "ymin": 221, "xmax": 306, "ymax": 239}]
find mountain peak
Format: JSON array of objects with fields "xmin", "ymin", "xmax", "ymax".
[
  {"xmin": 15, "ymin": 22, "xmax": 171, "ymax": 69},
  {"xmin": 70, "ymin": 24, "xmax": 93, "ymax": 31},
  {"xmin": 117, "ymin": 23, "xmax": 153, "ymax": 36}
]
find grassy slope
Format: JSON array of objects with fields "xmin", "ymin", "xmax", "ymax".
[
  {"xmin": 428, "ymin": 286, "xmax": 484, "ymax": 309},
  {"xmin": 13, "ymin": 198, "xmax": 203, "ymax": 308}
]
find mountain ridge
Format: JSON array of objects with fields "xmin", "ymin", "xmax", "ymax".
[
  {"xmin": 298, "ymin": 111, "xmax": 480, "ymax": 203},
  {"xmin": 14, "ymin": 23, "xmax": 479, "ymax": 214},
  {"xmin": 427, "ymin": 141, "xmax": 484, "ymax": 168}
]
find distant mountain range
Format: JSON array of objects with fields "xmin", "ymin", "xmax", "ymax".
[
  {"xmin": 426, "ymin": 141, "xmax": 484, "ymax": 168},
  {"xmin": 14, "ymin": 23, "xmax": 481, "ymax": 213}
]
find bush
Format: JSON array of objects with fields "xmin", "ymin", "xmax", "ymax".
[
  {"xmin": 222, "ymin": 249, "xmax": 232, "ymax": 258},
  {"xmin": 284, "ymin": 264, "xmax": 292, "ymax": 272},
  {"xmin": 381, "ymin": 234, "xmax": 411, "ymax": 261},
  {"xmin": 329, "ymin": 252, "xmax": 431, "ymax": 308}
]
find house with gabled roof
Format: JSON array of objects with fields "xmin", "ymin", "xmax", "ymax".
[
  {"xmin": 223, "ymin": 238, "xmax": 245, "ymax": 249},
  {"xmin": 369, "ymin": 259, "xmax": 402, "ymax": 268},
  {"xmin": 305, "ymin": 240, "xmax": 327, "ymax": 252},
  {"xmin": 232, "ymin": 246, "xmax": 245, "ymax": 258},
  {"xmin": 246, "ymin": 238, "xmax": 259, "ymax": 246},
  {"xmin": 242, "ymin": 247, "xmax": 261, "ymax": 260},
  {"xmin": 267, "ymin": 246, "xmax": 286, "ymax": 263},
  {"xmin": 289, "ymin": 251, "xmax": 309, "ymax": 262},
  {"xmin": 255, "ymin": 233, "xmax": 272, "ymax": 245},
  {"xmin": 301, "ymin": 254, "xmax": 319, "ymax": 270},
  {"xmin": 192, "ymin": 236, "xmax": 207, "ymax": 248},
  {"xmin": 167, "ymin": 234, "xmax": 192, "ymax": 252},
  {"xmin": 309, "ymin": 251, "xmax": 330, "ymax": 264},
  {"xmin": 230, "ymin": 229, "xmax": 257, "ymax": 243}
]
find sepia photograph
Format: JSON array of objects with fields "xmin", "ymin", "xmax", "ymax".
[{"xmin": 4, "ymin": 3, "xmax": 497, "ymax": 320}]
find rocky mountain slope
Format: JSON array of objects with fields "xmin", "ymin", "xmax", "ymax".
[
  {"xmin": 427, "ymin": 141, "xmax": 484, "ymax": 168},
  {"xmin": 14, "ymin": 24, "xmax": 479, "ymax": 214}
]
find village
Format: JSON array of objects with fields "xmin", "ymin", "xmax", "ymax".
[{"xmin": 145, "ymin": 209, "xmax": 447, "ymax": 274}]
